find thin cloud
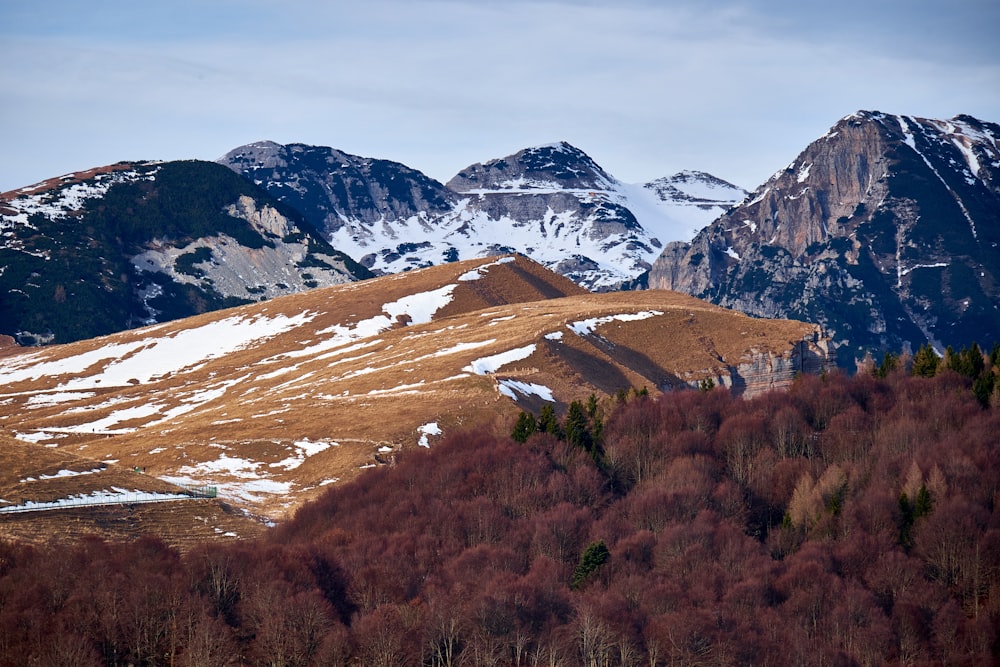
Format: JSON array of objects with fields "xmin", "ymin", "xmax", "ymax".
[{"xmin": 1, "ymin": 0, "xmax": 998, "ymax": 192}]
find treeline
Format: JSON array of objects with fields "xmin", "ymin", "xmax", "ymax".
[{"xmin": 1, "ymin": 368, "xmax": 999, "ymax": 665}]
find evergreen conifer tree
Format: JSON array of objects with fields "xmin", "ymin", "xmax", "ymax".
[
  {"xmin": 511, "ymin": 411, "xmax": 537, "ymax": 443},
  {"xmin": 911, "ymin": 343, "xmax": 940, "ymax": 377},
  {"xmin": 571, "ymin": 540, "xmax": 610, "ymax": 589},
  {"xmin": 564, "ymin": 400, "xmax": 592, "ymax": 451},
  {"xmin": 538, "ymin": 404, "xmax": 560, "ymax": 436}
]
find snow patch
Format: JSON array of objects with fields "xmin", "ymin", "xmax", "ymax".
[
  {"xmin": 0, "ymin": 313, "xmax": 314, "ymax": 389},
  {"xmin": 567, "ymin": 310, "xmax": 663, "ymax": 336},
  {"xmin": 458, "ymin": 255, "xmax": 516, "ymax": 281},
  {"xmin": 269, "ymin": 438, "xmax": 333, "ymax": 471},
  {"xmin": 498, "ymin": 380, "xmax": 555, "ymax": 402},
  {"xmin": 417, "ymin": 422, "xmax": 442, "ymax": 448},
  {"xmin": 20, "ymin": 466, "xmax": 104, "ymax": 482},
  {"xmin": 465, "ymin": 345, "xmax": 536, "ymax": 375}
]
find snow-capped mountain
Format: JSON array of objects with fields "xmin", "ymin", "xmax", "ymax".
[
  {"xmin": 649, "ymin": 111, "xmax": 1000, "ymax": 366},
  {"xmin": 219, "ymin": 141, "xmax": 745, "ymax": 291},
  {"xmin": 0, "ymin": 160, "xmax": 371, "ymax": 345}
]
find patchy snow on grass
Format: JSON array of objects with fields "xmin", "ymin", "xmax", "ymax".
[
  {"xmin": 465, "ymin": 344, "xmax": 536, "ymax": 375},
  {"xmin": 269, "ymin": 439, "xmax": 333, "ymax": 471},
  {"xmin": 383, "ymin": 284, "xmax": 456, "ymax": 325},
  {"xmin": 428, "ymin": 339, "xmax": 495, "ymax": 359},
  {"xmin": 544, "ymin": 331, "xmax": 564, "ymax": 341},
  {"xmin": 162, "ymin": 454, "xmax": 293, "ymax": 503},
  {"xmin": 25, "ymin": 391, "xmax": 97, "ymax": 407},
  {"xmin": 174, "ymin": 453, "xmax": 261, "ymax": 479},
  {"xmin": 498, "ymin": 380, "xmax": 555, "ymax": 402},
  {"xmin": 280, "ymin": 284, "xmax": 456, "ymax": 362},
  {"xmin": 367, "ymin": 381, "xmax": 425, "ymax": 396},
  {"xmin": 51, "ymin": 403, "xmax": 165, "ymax": 435},
  {"xmin": 20, "ymin": 466, "xmax": 105, "ymax": 482},
  {"xmin": 0, "ymin": 313, "xmax": 313, "ymax": 391},
  {"xmin": 567, "ymin": 311, "xmax": 663, "ymax": 336},
  {"xmin": 13, "ymin": 430, "xmax": 67, "ymax": 443},
  {"xmin": 219, "ymin": 479, "xmax": 292, "ymax": 504}
]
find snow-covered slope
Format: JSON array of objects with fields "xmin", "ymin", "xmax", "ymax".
[{"xmin": 219, "ymin": 141, "xmax": 745, "ymax": 291}]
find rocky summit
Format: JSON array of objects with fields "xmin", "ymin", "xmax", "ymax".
[{"xmin": 649, "ymin": 111, "xmax": 1000, "ymax": 366}]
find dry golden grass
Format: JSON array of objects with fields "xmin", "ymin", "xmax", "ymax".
[{"xmin": 0, "ymin": 254, "xmax": 820, "ymax": 545}]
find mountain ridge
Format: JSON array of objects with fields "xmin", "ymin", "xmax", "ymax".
[{"xmin": 218, "ymin": 140, "xmax": 746, "ymax": 291}]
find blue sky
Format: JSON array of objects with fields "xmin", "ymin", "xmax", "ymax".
[{"xmin": 2, "ymin": 0, "xmax": 998, "ymax": 192}]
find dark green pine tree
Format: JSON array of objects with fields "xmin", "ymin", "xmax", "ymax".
[
  {"xmin": 571, "ymin": 540, "xmax": 610, "ymax": 589},
  {"xmin": 911, "ymin": 343, "xmax": 940, "ymax": 378},
  {"xmin": 948, "ymin": 342, "xmax": 984, "ymax": 378},
  {"xmin": 511, "ymin": 411, "xmax": 538, "ymax": 443},
  {"xmin": 564, "ymin": 400, "xmax": 592, "ymax": 451},
  {"xmin": 538, "ymin": 404, "xmax": 560, "ymax": 436},
  {"xmin": 874, "ymin": 351, "xmax": 899, "ymax": 378}
]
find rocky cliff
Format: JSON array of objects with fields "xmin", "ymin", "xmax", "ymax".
[
  {"xmin": 649, "ymin": 111, "xmax": 1000, "ymax": 365},
  {"xmin": 711, "ymin": 335, "xmax": 833, "ymax": 398}
]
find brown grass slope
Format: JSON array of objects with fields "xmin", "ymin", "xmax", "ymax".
[{"xmin": 0, "ymin": 254, "xmax": 820, "ymax": 542}]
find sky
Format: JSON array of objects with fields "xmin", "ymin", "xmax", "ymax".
[{"xmin": 1, "ymin": 0, "xmax": 998, "ymax": 193}]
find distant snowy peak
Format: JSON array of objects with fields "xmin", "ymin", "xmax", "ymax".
[
  {"xmin": 643, "ymin": 170, "xmax": 746, "ymax": 207},
  {"xmin": 447, "ymin": 141, "xmax": 617, "ymax": 192}
]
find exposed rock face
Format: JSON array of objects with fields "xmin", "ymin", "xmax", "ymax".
[
  {"xmin": 131, "ymin": 195, "xmax": 363, "ymax": 303},
  {"xmin": 723, "ymin": 336, "xmax": 832, "ymax": 398},
  {"xmin": 220, "ymin": 141, "xmax": 745, "ymax": 291},
  {"xmin": 649, "ymin": 111, "xmax": 1000, "ymax": 365}
]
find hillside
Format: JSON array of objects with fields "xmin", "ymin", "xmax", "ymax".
[
  {"xmin": 0, "ymin": 160, "xmax": 371, "ymax": 346},
  {"xmin": 1, "ymin": 368, "xmax": 997, "ymax": 666},
  {"xmin": 0, "ymin": 255, "xmax": 826, "ymax": 532}
]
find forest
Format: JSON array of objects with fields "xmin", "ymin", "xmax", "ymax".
[{"xmin": 1, "ymin": 348, "xmax": 998, "ymax": 666}]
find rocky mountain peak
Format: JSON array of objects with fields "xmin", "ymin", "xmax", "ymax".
[
  {"xmin": 446, "ymin": 141, "xmax": 616, "ymax": 192},
  {"xmin": 218, "ymin": 140, "xmax": 287, "ymax": 170},
  {"xmin": 644, "ymin": 171, "xmax": 746, "ymax": 208},
  {"xmin": 649, "ymin": 110, "xmax": 1000, "ymax": 365}
]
